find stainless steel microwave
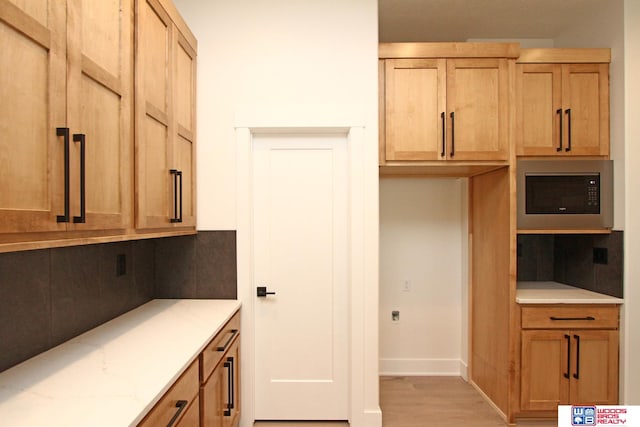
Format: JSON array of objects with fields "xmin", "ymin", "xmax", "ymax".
[{"xmin": 517, "ymin": 159, "xmax": 613, "ymax": 229}]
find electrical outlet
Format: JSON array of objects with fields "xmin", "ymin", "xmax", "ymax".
[
  {"xmin": 116, "ymin": 253, "xmax": 127, "ymax": 276},
  {"xmin": 391, "ymin": 310, "xmax": 400, "ymax": 322},
  {"xmin": 402, "ymin": 279, "xmax": 411, "ymax": 292}
]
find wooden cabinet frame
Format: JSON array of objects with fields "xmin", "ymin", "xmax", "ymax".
[
  {"xmin": 517, "ymin": 304, "xmax": 619, "ymax": 416},
  {"xmin": 1, "ymin": 0, "xmax": 198, "ymax": 253},
  {"xmin": 516, "ymin": 49, "xmax": 610, "ymax": 157},
  {"xmin": 1, "ymin": 0, "xmax": 133, "ymax": 239},
  {"xmin": 379, "ymin": 42, "xmax": 517, "ymax": 176}
]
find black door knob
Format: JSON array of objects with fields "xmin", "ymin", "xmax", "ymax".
[{"xmin": 257, "ymin": 286, "xmax": 276, "ymax": 297}]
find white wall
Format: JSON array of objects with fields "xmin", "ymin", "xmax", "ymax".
[
  {"xmin": 172, "ymin": 1, "xmax": 380, "ymax": 425},
  {"xmin": 173, "ymin": 0, "xmax": 379, "ymax": 231},
  {"xmin": 624, "ymin": 0, "xmax": 640, "ymax": 404},
  {"xmin": 553, "ymin": 0, "xmax": 625, "ymax": 230},
  {"xmin": 379, "ymin": 178, "xmax": 467, "ymax": 376}
]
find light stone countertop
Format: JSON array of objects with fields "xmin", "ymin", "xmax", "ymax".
[
  {"xmin": 0, "ymin": 299, "xmax": 241, "ymax": 427},
  {"xmin": 516, "ymin": 281, "xmax": 624, "ymax": 304}
]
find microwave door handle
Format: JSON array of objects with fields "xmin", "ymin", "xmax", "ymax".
[{"xmin": 556, "ymin": 108, "xmax": 563, "ymax": 152}]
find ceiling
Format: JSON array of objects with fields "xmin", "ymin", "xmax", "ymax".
[{"xmin": 378, "ymin": 0, "xmax": 617, "ymax": 42}]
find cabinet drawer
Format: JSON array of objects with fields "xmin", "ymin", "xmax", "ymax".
[
  {"xmin": 138, "ymin": 358, "xmax": 199, "ymax": 427},
  {"xmin": 521, "ymin": 305, "xmax": 619, "ymax": 329},
  {"xmin": 201, "ymin": 311, "xmax": 240, "ymax": 382}
]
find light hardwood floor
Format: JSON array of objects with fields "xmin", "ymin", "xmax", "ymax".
[
  {"xmin": 254, "ymin": 376, "xmax": 558, "ymax": 427},
  {"xmin": 380, "ymin": 377, "xmax": 557, "ymax": 427}
]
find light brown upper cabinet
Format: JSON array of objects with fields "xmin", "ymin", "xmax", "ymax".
[
  {"xmin": 516, "ymin": 49, "xmax": 610, "ymax": 157},
  {"xmin": 379, "ymin": 43, "xmax": 517, "ymax": 166},
  {"xmin": 135, "ymin": 0, "xmax": 197, "ymax": 231},
  {"xmin": 0, "ymin": 0, "xmax": 132, "ymax": 237}
]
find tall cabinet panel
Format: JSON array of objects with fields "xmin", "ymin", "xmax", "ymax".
[
  {"xmin": 135, "ymin": 0, "xmax": 196, "ymax": 230},
  {"xmin": 0, "ymin": 0, "xmax": 66, "ymax": 234}
]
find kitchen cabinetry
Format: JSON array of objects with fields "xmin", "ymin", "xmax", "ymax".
[
  {"xmin": 201, "ymin": 311, "xmax": 241, "ymax": 427},
  {"xmin": 379, "ymin": 43, "xmax": 516, "ymax": 168},
  {"xmin": 516, "ymin": 49, "xmax": 610, "ymax": 157},
  {"xmin": 139, "ymin": 308, "xmax": 240, "ymax": 427},
  {"xmin": 1, "ymin": 0, "xmax": 132, "ymax": 236},
  {"xmin": 135, "ymin": 0, "xmax": 197, "ymax": 231},
  {"xmin": 138, "ymin": 359, "xmax": 200, "ymax": 427},
  {"xmin": 519, "ymin": 304, "xmax": 619, "ymax": 412}
]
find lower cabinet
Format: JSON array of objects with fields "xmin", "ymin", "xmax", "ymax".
[
  {"xmin": 201, "ymin": 312, "xmax": 241, "ymax": 427},
  {"xmin": 137, "ymin": 310, "xmax": 241, "ymax": 427},
  {"xmin": 138, "ymin": 359, "xmax": 200, "ymax": 427},
  {"xmin": 519, "ymin": 305, "xmax": 619, "ymax": 412}
]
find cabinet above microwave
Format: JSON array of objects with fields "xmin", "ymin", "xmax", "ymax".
[{"xmin": 517, "ymin": 159, "xmax": 613, "ymax": 231}]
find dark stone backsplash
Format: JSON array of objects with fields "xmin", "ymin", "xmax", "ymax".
[
  {"xmin": 0, "ymin": 231, "xmax": 236, "ymax": 372},
  {"xmin": 517, "ymin": 231, "xmax": 623, "ymax": 298}
]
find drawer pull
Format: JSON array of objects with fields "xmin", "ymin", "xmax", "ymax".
[
  {"xmin": 550, "ymin": 316, "xmax": 595, "ymax": 321},
  {"xmin": 216, "ymin": 329, "xmax": 239, "ymax": 352},
  {"xmin": 449, "ymin": 111, "xmax": 455, "ymax": 157},
  {"xmin": 573, "ymin": 334, "xmax": 581, "ymax": 379},
  {"xmin": 167, "ymin": 400, "xmax": 188, "ymax": 427},
  {"xmin": 224, "ymin": 357, "xmax": 235, "ymax": 416},
  {"xmin": 556, "ymin": 108, "xmax": 563, "ymax": 152},
  {"xmin": 56, "ymin": 128, "xmax": 70, "ymax": 223},
  {"xmin": 72, "ymin": 133, "xmax": 86, "ymax": 224},
  {"xmin": 440, "ymin": 112, "xmax": 446, "ymax": 158},
  {"xmin": 564, "ymin": 334, "xmax": 571, "ymax": 379}
]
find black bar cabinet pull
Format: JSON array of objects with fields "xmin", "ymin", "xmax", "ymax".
[
  {"xmin": 56, "ymin": 128, "xmax": 70, "ymax": 223},
  {"xmin": 550, "ymin": 316, "xmax": 595, "ymax": 321},
  {"xmin": 216, "ymin": 329, "xmax": 239, "ymax": 352},
  {"xmin": 449, "ymin": 111, "xmax": 455, "ymax": 157},
  {"xmin": 73, "ymin": 134, "xmax": 86, "ymax": 223},
  {"xmin": 440, "ymin": 112, "xmax": 446, "ymax": 157},
  {"xmin": 565, "ymin": 108, "xmax": 572, "ymax": 151},
  {"xmin": 556, "ymin": 108, "xmax": 563, "ymax": 152},
  {"xmin": 224, "ymin": 358, "xmax": 234, "ymax": 416},
  {"xmin": 564, "ymin": 334, "xmax": 571, "ymax": 379},
  {"xmin": 169, "ymin": 169, "xmax": 183, "ymax": 223},
  {"xmin": 166, "ymin": 400, "xmax": 188, "ymax": 427},
  {"xmin": 573, "ymin": 334, "xmax": 581, "ymax": 379}
]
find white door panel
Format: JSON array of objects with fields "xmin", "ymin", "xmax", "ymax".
[{"xmin": 253, "ymin": 133, "xmax": 349, "ymax": 420}]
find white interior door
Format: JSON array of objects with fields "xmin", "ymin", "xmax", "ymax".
[{"xmin": 252, "ymin": 132, "xmax": 349, "ymax": 421}]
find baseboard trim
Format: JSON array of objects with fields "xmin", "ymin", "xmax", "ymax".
[
  {"xmin": 379, "ymin": 358, "xmax": 464, "ymax": 376},
  {"xmin": 469, "ymin": 379, "xmax": 508, "ymax": 423}
]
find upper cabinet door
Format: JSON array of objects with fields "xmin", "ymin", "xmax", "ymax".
[
  {"xmin": 516, "ymin": 64, "xmax": 563, "ymax": 156},
  {"xmin": 66, "ymin": 0, "xmax": 132, "ymax": 231},
  {"xmin": 446, "ymin": 58, "xmax": 509, "ymax": 161},
  {"xmin": 384, "ymin": 58, "xmax": 446, "ymax": 161},
  {"xmin": 562, "ymin": 64, "xmax": 609, "ymax": 156},
  {"xmin": 516, "ymin": 62, "xmax": 609, "ymax": 157},
  {"xmin": 135, "ymin": 0, "xmax": 197, "ymax": 230},
  {"xmin": 172, "ymin": 31, "xmax": 196, "ymax": 228},
  {"xmin": 135, "ymin": 0, "xmax": 173, "ymax": 229},
  {"xmin": 0, "ymin": 0, "xmax": 67, "ymax": 234}
]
